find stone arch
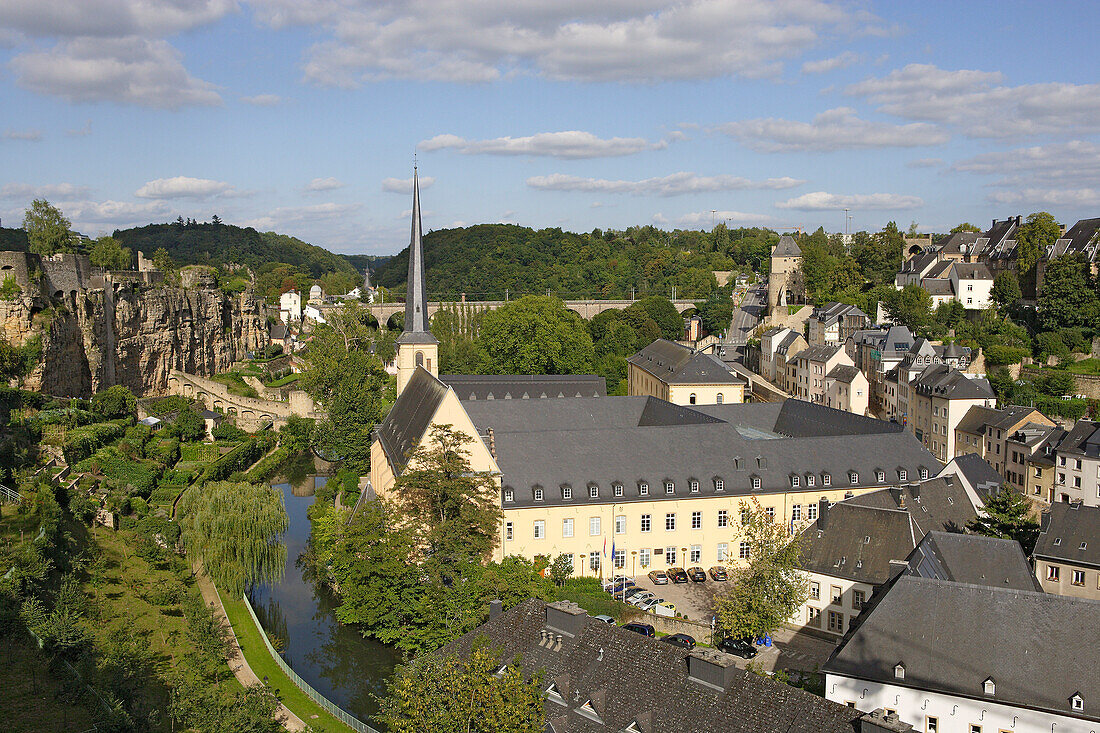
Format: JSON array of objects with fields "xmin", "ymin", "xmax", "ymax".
[
  {"xmin": 907, "ymin": 244, "xmax": 924, "ymax": 257},
  {"xmin": 53, "ymin": 290, "xmax": 63, "ymax": 299},
  {"xmin": 675, "ymin": 302, "xmax": 696, "ymax": 314},
  {"xmin": 386, "ymin": 312, "xmax": 404, "ymax": 331},
  {"xmin": 226, "ymin": 406, "xmax": 237, "ymax": 416},
  {"xmin": 242, "ymin": 410, "xmax": 255, "ymax": 420}
]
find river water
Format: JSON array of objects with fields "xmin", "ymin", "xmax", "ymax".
[{"xmin": 248, "ymin": 473, "xmax": 400, "ymax": 725}]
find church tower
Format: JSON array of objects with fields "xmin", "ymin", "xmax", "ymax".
[{"xmin": 395, "ymin": 167, "xmax": 438, "ymax": 395}]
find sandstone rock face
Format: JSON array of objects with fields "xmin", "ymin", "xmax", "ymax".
[{"xmin": 0, "ymin": 280, "xmax": 267, "ymax": 397}]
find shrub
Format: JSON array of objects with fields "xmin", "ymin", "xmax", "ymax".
[
  {"xmin": 983, "ymin": 344, "xmax": 1030, "ymax": 367},
  {"xmin": 63, "ymin": 420, "xmax": 128, "ymax": 464},
  {"xmin": 91, "ymin": 385, "xmax": 137, "ymax": 418}
]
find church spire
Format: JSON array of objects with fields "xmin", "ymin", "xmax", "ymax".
[{"xmin": 402, "ymin": 165, "xmax": 432, "ymax": 337}]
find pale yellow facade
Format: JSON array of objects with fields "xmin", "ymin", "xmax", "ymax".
[
  {"xmin": 795, "ymin": 570, "xmax": 872, "ymax": 636},
  {"xmin": 394, "ymin": 339, "xmax": 438, "ymax": 395},
  {"xmin": 627, "ymin": 361, "xmax": 745, "ymax": 406}
]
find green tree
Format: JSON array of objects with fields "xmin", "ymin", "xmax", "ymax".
[
  {"xmin": 152, "ymin": 247, "xmax": 174, "ymax": 272},
  {"xmin": 91, "ymin": 385, "xmax": 137, "ymax": 418},
  {"xmin": 392, "ymin": 425, "xmax": 502, "ymax": 563},
  {"xmin": 967, "ymin": 488, "xmax": 1040, "ymax": 554},
  {"xmin": 178, "ymin": 481, "xmax": 289, "ymax": 596},
  {"xmin": 89, "ymin": 236, "xmax": 132, "ymax": 270},
  {"xmin": 991, "ymin": 271, "xmax": 1022, "ymax": 315},
  {"xmin": 951, "ymin": 223, "xmax": 981, "ymax": 234},
  {"xmin": 478, "ymin": 296, "xmax": 594, "ymax": 375},
  {"xmin": 1038, "ymin": 254, "xmax": 1100, "ymax": 330},
  {"xmin": 714, "ymin": 502, "xmax": 807, "ymax": 642},
  {"xmin": 381, "ymin": 644, "xmax": 544, "ymax": 733},
  {"xmin": 23, "ymin": 199, "xmax": 73, "ymax": 256},
  {"xmin": 1014, "ymin": 212, "xmax": 1060, "ymax": 278},
  {"xmin": 882, "ymin": 284, "xmax": 933, "ymax": 333},
  {"xmin": 548, "ymin": 553, "xmax": 574, "ymax": 587},
  {"xmin": 173, "ymin": 405, "xmax": 207, "ymax": 442},
  {"xmin": 625, "ymin": 296, "xmax": 683, "ymax": 340}
]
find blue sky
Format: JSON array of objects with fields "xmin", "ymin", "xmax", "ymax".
[{"xmin": 1, "ymin": 0, "xmax": 1098, "ymax": 255}]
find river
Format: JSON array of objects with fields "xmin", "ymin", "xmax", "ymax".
[{"xmin": 248, "ymin": 471, "xmax": 400, "ymax": 726}]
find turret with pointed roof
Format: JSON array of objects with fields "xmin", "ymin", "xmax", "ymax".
[{"xmin": 395, "ymin": 166, "xmax": 438, "ymax": 394}]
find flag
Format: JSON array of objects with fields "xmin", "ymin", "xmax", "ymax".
[
  {"xmin": 612, "ymin": 540, "xmax": 616, "ymax": 567},
  {"xmin": 603, "ymin": 537, "xmax": 607, "ymax": 558}
]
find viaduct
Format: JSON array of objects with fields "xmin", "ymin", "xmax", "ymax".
[
  {"xmin": 365, "ymin": 298, "xmax": 703, "ymax": 325},
  {"xmin": 166, "ymin": 370, "xmax": 322, "ymax": 431}
]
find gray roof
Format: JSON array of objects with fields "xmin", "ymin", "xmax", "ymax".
[
  {"xmin": 441, "ymin": 374, "xmax": 606, "ymax": 401},
  {"xmin": 442, "ymin": 599, "xmax": 864, "ymax": 733},
  {"xmin": 812, "ymin": 302, "xmax": 868, "ymax": 326},
  {"xmin": 904, "ymin": 531, "xmax": 1041, "ymax": 591},
  {"xmin": 1034, "ymin": 501, "xmax": 1100, "ymax": 569},
  {"xmin": 770, "ymin": 399, "xmax": 899, "ymax": 438},
  {"xmin": 375, "ymin": 366, "xmax": 448, "ymax": 474},
  {"xmin": 980, "ymin": 216, "xmax": 1020, "ymax": 258},
  {"xmin": 775, "ymin": 331, "xmax": 804, "ymax": 355},
  {"xmin": 911, "ymin": 364, "xmax": 994, "ymax": 400},
  {"xmin": 798, "ymin": 502, "xmax": 917, "ymax": 584},
  {"xmin": 1056, "ymin": 419, "xmax": 1100, "ymax": 458},
  {"xmin": 773, "ymin": 235, "xmax": 802, "ymax": 257},
  {"xmin": 794, "ymin": 343, "xmax": 843, "ymax": 363},
  {"xmin": 956, "ymin": 404, "xmax": 1043, "ymax": 435},
  {"xmin": 269, "ymin": 321, "xmax": 288, "ymax": 340},
  {"xmin": 847, "ymin": 477, "xmax": 977, "ymax": 537},
  {"xmin": 937, "ymin": 231, "xmax": 980, "ymax": 255},
  {"xmin": 942, "ymin": 452, "xmax": 1004, "ymax": 499},
  {"xmin": 628, "ymin": 340, "xmax": 743, "ymax": 385},
  {"xmin": 399, "ymin": 167, "xmax": 435, "ymax": 341},
  {"xmin": 826, "ymin": 364, "xmax": 861, "ymax": 383},
  {"xmin": 919, "ymin": 277, "xmax": 953, "ymax": 295},
  {"xmin": 1051, "ymin": 217, "xmax": 1100, "ymax": 261},
  {"xmin": 825, "ymin": 575, "xmax": 1100, "ymax": 722},
  {"xmin": 951, "ymin": 261, "xmax": 993, "ymax": 280},
  {"xmin": 899, "ymin": 252, "xmax": 939, "ymax": 275}
]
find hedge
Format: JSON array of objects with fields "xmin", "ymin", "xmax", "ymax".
[
  {"xmin": 196, "ymin": 434, "xmax": 276, "ymax": 484},
  {"xmin": 63, "ymin": 420, "xmax": 129, "ymax": 464}
]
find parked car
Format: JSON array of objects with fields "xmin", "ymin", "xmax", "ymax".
[
  {"xmin": 667, "ymin": 567, "xmax": 689, "ymax": 584},
  {"xmin": 647, "ymin": 569, "xmax": 669, "ymax": 585},
  {"xmin": 602, "ymin": 576, "xmax": 633, "ymax": 591},
  {"xmin": 708, "ymin": 566, "xmax": 728, "ymax": 581},
  {"xmin": 687, "ymin": 566, "xmax": 706, "ymax": 582},
  {"xmin": 593, "ymin": 614, "xmax": 616, "ymax": 624},
  {"xmin": 622, "ymin": 622, "xmax": 655, "ymax": 638},
  {"xmin": 661, "ymin": 633, "xmax": 696, "ymax": 649},
  {"xmin": 607, "ymin": 581, "xmax": 635, "ymax": 596},
  {"xmin": 637, "ymin": 598, "xmax": 660, "ymax": 612},
  {"xmin": 717, "ymin": 637, "xmax": 758, "ymax": 659},
  {"xmin": 627, "ymin": 592, "xmax": 655, "ymax": 607},
  {"xmin": 623, "ymin": 587, "xmax": 647, "ymax": 600}
]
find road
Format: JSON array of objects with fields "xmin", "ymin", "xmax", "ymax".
[{"xmin": 724, "ymin": 283, "xmax": 765, "ymax": 347}]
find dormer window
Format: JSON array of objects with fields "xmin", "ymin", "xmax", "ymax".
[
  {"xmin": 504, "ymin": 489, "xmax": 514, "ymax": 502},
  {"xmin": 613, "ymin": 483, "xmax": 623, "ymax": 497},
  {"xmin": 1071, "ymin": 693, "xmax": 1084, "ymax": 712},
  {"xmin": 534, "ymin": 488, "xmax": 544, "ymax": 501},
  {"xmin": 806, "ymin": 474, "xmax": 815, "ymax": 487},
  {"xmin": 639, "ymin": 482, "xmax": 649, "ymax": 496},
  {"xmin": 588, "ymin": 485, "xmax": 599, "ymax": 499},
  {"xmin": 714, "ymin": 478, "xmax": 724, "ymax": 492},
  {"xmin": 689, "ymin": 480, "xmax": 699, "ymax": 493},
  {"xmin": 919, "ymin": 468, "xmax": 929, "ymax": 480},
  {"xmin": 1081, "ymin": 542, "xmax": 1088, "ymax": 550},
  {"xmin": 791, "ymin": 475, "xmax": 800, "ymax": 488},
  {"xmin": 733, "ymin": 457, "xmax": 744, "ymax": 471},
  {"xmin": 752, "ymin": 476, "xmax": 761, "ymax": 490},
  {"xmin": 876, "ymin": 470, "xmax": 885, "ymax": 482},
  {"xmin": 894, "ymin": 663, "xmax": 905, "ymax": 680},
  {"xmin": 1053, "ymin": 538, "xmax": 1062, "ymax": 546},
  {"xmin": 665, "ymin": 481, "xmax": 675, "ymax": 495},
  {"xmin": 983, "ymin": 678, "xmax": 995, "ymax": 696},
  {"xmin": 823, "ymin": 473, "xmax": 831, "ymax": 486},
  {"xmin": 757, "ymin": 456, "xmax": 767, "ymax": 470},
  {"xmin": 849, "ymin": 471, "xmax": 858, "ymax": 484},
  {"xmin": 898, "ymin": 469, "xmax": 907, "ymax": 481}
]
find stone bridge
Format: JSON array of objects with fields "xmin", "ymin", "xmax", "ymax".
[
  {"xmin": 366, "ymin": 298, "xmax": 703, "ymax": 325},
  {"xmin": 167, "ymin": 370, "xmax": 322, "ymax": 431}
]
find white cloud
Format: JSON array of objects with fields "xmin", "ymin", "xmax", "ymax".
[
  {"xmin": 846, "ymin": 63, "xmax": 1100, "ymax": 138},
  {"xmin": 135, "ymin": 176, "xmax": 236, "ymax": 199},
  {"xmin": 245, "ymin": 202, "xmax": 361, "ymax": 230},
  {"xmin": 716, "ymin": 107, "xmax": 948, "ymax": 152},
  {"xmin": 1, "ymin": 182, "xmax": 91, "ymax": 199},
  {"xmin": 986, "ymin": 188, "xmax": 1100, "ymax": 208},
  {"xmin": 527, "ymin": 172, "xmax": 804, "ymax": 196},
  {"xmin": 775, "ymin": 191, "xmax": 923, "ymax": 211},
  {"xmin": 3, "ymin": 128, "xmax": 43, "ymax": 141},
  {"xmin": 420, "ymin": 131, "xmax": 667, "ymax": 159},
  {"xmin": 10, "ymin": 37, "xmax": 221, "ymax": 108},
  {"xmin": 65, "ymin": 199, "xmax": 172, "ymax": 228},
  {"xmin": 801, "ymin": 50, "xmax": 857, "ymax": 74},
  {"xmin": 240, "ymin": 93, "xmax": 282, "ymax": 106},
  {"xmin": 673, "ymin": 210, "xmax": 772, "ymax": 226},
  {"xmin": 952, "ymin": 141, "xmax": 1100, "ymax": 187},
  {"xmin": 248, "ymin": 0, "xmax": 877, "ymax": 85},
  {"xmin": 906, "ymin": 157, "xmax": 942, "ymax": 169},
  {"xmin": 305, "ymin": 176, "xmax": 345, "ymax": 192},
  {"xmin": 381, "ymin": 176, "xmax": 435, "ymax": 193},
  {"xmin": 0, "ymin": 0, "xmax": 238, "ymax": 38}
]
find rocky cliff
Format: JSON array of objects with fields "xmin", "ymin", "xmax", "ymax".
[{"xmin": 0, "ymin": 273, "xmax": 267, "ymax": 397}]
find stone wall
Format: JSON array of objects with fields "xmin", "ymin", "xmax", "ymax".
[
  {"xmin": 1021, "ymin": 367, "xmax": 1100, "ymax": 399},
  {"xmin": 618, "ymin": 607, "xmax": 716, "ymax": 641}
]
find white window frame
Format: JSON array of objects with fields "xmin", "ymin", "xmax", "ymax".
[
  {"xmin": 689, "ymin": 545, "xmax": 701, "ymax": 563},
  {"xmin": 562, "ymin": 486, "xmax": 572, "ymax": 500},
  {"xmin": 505, "ymin": 521, "xmax": 513, "ymax": 541},
  {"xmin": 715, "ymin": 478, "xmax": 724, "ymax": 492},
  {"xmin": 640, "ymin": 514, "xmax": 651, "ymax": 532},
  {"xmin": 589, "ymin": 517, "xmax": 601, "ymax": 536},
  {"xmin": 716, "ymin": 543, "xmax": 728, "ymax": 562},
  {"xmin": 665, "ymin": 481, "xmax": 675, "ymax": 495},
  {"xmin": 738, "ymin": 541, "xmax": 750, "ymax": 559},
  {"xmin": 717, "ymin": 510, "xmax": 728, "ymax": 527},
  {"xmin": 589, "ymin": 485, "xmax": 599, "ymax": 499},
  {"xmin": 533, "ymin": 520, "xmax": 545, "ymax": 539},
  {"xmin": 562, "ymin": 518, "xmax": 573, "ymax": 538},
  {"xmin": 504, "ymin": 489, "xmax": 514, "ymax": 502},
  {"xmin": 665, "ymin": 513, "xmax": 676, "ymax": 531},
  {"xmin": 534, "ymin": 488, "xmax": 544, "ymax": 501},
  {"xmin": 690, "ymin": 480, "xmax": 699, "ymax": 493},
  {"xmin": 639, "ymin": 483, "xmax": 649, "ymax": 496},
  {"xmin": 615, "ymin": 515, "xmax": 626, "ymax": 535},
  {"xmin": 613, "ymin": 483, "xmax": 623, "ymax": 497},
  {"xmin": 691, "ymin": 511, "xmax": 702, "ymax": 529}
]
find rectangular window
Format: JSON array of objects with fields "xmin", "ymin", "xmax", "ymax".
[
  {"xmin": 665, "ymin": 513, "xmax": 676, "ymax": 531},
  {"xmin": 589, "ymin": 485, "xmax": 599, "ymax": 499},
  {"xmin": 718, "ymin": 510, "xmax": 728, "ymax": 527},
  {"xmin": 562, "ymin": 487, "xmax": 572, "ymax": 500},
  {"xmin": 739, "ymin": 542, "xmax": 750, "ymax": 559},
  {"xmin": 827, "ymin": 610, "xmax": 843, "ymax": 633},
  {"xmin": 876, "ymin": 470, "xmax": 885, "ymax": 482},
  {"xmin": 615, "ymin": 515, "xmax": 626, "ymax": 534},
  {"xmin": 533, "ymin": 520, "xmax": 545, "ymax": 539},
  {"xmin": 589, "ymin": 517, "xmax": 601, "ymax": 536},
  {"xmin": 504, "ymin": 489, "xmax": 514, "ymax": 502},
  {"xmin": 505, "ymin": 522, "xmax": 513, "ymax": 541},
  {"xmin": 639, "ymin": 548, "xmax": 651, "ymax": 568},
  {"xmin": 752, "ymin": 476, "xmax": 761, "ymax": 490},
  {"xmin": 852, "ymin": 589, "xmax": 865, "ymax": 609},
  {"xmin": 807, "ymin": 607, "xmax": 822, "ymax": 628},
  {"xmin": 640, "ymin": 514, "xmax": 651, "ymax": 532},
  {"xmin": 791, "ymin": 475, "xmax": 800, "ymax": 487},
  {"xmin": 850, "ymin": 471, "xmax": 858, "ymax": 484},
  {"xmin": 927, "ymin": 719, "xmax": 938, "ymax": 733},
  {"xmin": 831, "ymin": 585, "xmax": 842, "ymax": 604},
  {"xmin": 807, "ymin": 503, "xmax": 818, "ymax": 521},
  {"xmin": 690, "ymin": 545, "xmax": 701, "ymax": 563},
  {"xmin": 1072, "ymin": 570, "xmax": 1085, "ymax": 586},
  {"xmin": 562, "ymin": 518, "xmax": 573, "ymax": 538},
  {"xmin": 969, "ymin": 726, "xmax": 980, "ymax": 733},
  {"xmin": 823, "ymin": 474, "xmax": 831, "ymax": 486},
  {"xmin": 791, "ymin": 504, "xmax": 801, "ymax": 521},
  {"xmin": 589, "ymin": 551, "xmax": 600, "ymax": 571},
  {"xmin": 534, "ymin": 488, "xmax": 544, "ymax": 501},
  {"xmin": 899, "ymin": 469, "xmax": 907, "ymax": 481},
  {"xmin": 614, "ymin": 483, "xmax": 623, "ymax": 497},
  {"xmin": 665, "ymin": 481, "xmax": 675, "ymax": 495},
  {"xmin": 691, "ymin": 511, "xmax": 702, "ymax": 529},
  {"xmin": 716, "ymin": 543, "xmax": 728, "ymax": 562},
  {"xmin": 715, "ymin": 479, "xmax": 724, "ymax": 492},
  {"xmin": 639, "ymin": 483, "xmax": 649, "ymax": 496},
  {"xmin": 1047, "ymin": 565, "xmax": 1060, "ymax": 581},
  {"xmin": 765, "ymin": 507, "xmax": 775, "ymax": 522},
  {"xmin": 690, "ymin": 480, "xmax": 699, "ymax": 493},
  {"xmin": 809, "ymin": 581, "xmax": 820, "ymax": 600},
  {"xmin": 613, "ymin": 549, "xmax": 625, "ymax": 569},
  {"xmin": 807, "ymin": 474, "xmax": 815, "ymax": 487},
  {"xmin": 665, "ymin": 547, "xmax": 677, "ymax": 565},
  {"xmin": 1076, "ymin": 459, "xmax": 1083, "ymax": 470}
]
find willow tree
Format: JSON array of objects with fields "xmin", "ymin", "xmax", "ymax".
[{"xmin": 179, "ymin": 481, "xmax": 288, "ymax": 596}]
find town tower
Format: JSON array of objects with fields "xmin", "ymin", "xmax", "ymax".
[{"xmin": 394, "ymin": 167, "xmax": 438, "ymax": 395}]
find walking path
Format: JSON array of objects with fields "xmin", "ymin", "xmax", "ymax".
[{"xmin": 194, "ymin": 570, "xmax": 307, "ymax": 732}]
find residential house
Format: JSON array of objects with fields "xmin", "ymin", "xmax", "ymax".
[
  {"xmin": 1033, "ymin": 501, "xmax": 1100, "ymax": 600},
  {"xmin": 1053, "ymin": 420, "xmax": 1100, "ymax": 506},
  {"xmin": 907, "ymin": 364, "xmax": 995, "ymax": 463},
  {"xmin": 936, "ymin": 452, "xmax": 1006, "ymax": 506},
  {"xmin": 1022, "ymin": 426, "xmax": 1067, "ymax": 504},
  {"xmin": 825, "ymin": 364, "xmax": 869, "ymax": 416},
  {"xmin": 809, "ymin": 302, "xmax": 870, "ymax": 346},
  {"xmin": 787, "ymin": 344, "xmax": 853, "ymax": 404},
  {"xmin": 974, "ymin": 215, "xmax": 1022, "ymax": 275},
  {"xmin": 278, "ymin": 290, "xmax": 301, "ymax": 323},
  {"xmin": 949, "ymin": 262, "xmax": 994, "ymax": 309},
  {"xmin": 774, "ymin": 330, "xmax": 808, "ymax": 393},
  {"xmin": 953, "ymin": 404, "xmax": 1055, "ymax": 474},
  {"xmin": 627, "ymin": 338, "xmax": 746, "ymax": 406}
]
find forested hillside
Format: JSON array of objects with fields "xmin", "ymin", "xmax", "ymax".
[
  {"xmin": 0, "ymin": 226, "xmax": 29, "ymax": 251},
  {"xmin": 372, "ymin": 223, "xmax": 777, "ymax": 300}
]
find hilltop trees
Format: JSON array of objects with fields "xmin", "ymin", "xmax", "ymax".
[{"xmin": 23, "ymin": 199, "xmax": 73, "ymax": 256}]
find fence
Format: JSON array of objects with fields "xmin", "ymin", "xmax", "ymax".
[
  {"xmin": 0, "ymin": 483, "xmax": 20, "ymax": 503},
  {"xmin": 241, "ymin": 593, "xmax": 379, "ymax": 733}
]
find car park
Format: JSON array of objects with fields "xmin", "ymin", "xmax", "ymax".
[
  {"xmin": 716, "ymin": 637, "xmax": 758, "ymax": 659},
  {"xmin": 622, "ymin": 587, "xmax": 646, "ymax": 600},
  {"xmin": 607, "ymin": 582, "xmax": 635, "ymax": 597},
  {"xmin": 627, "ymin": 592, "xmax": 655, "ymax": 607},
  {"xmin": 708, "ymin": 566, "xmax": 728, "ymax": 581},
  {"xmin": 647, "ymin": 570, "xmax": 669, "ymax": 585},
  {"xmin": 602, "ymin": 576, "xmax": 632, "ymax": 591},
  {"xmin": 660, "ymin": 633, "xmax": 696, "ymax": 649},
  {"xmin": 622, "ymin": 622, "xmax": 655, "ymax": 638},
  {"xmin": 667, "ymin": 567, "xmax": 689, "ymax": 584},
  {"xmin": 593, "ymin": 614, "xmax": 616, "ymax": 624},
  {"xmin": 637, "ymin": 597, "xmax": 660, "ymax": 611},
  {"xmin": 687, "ymin": 567, "xmax": 706, "ymax": 582}
]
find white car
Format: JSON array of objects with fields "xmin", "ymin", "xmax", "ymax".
[
  {"xmin": 637, "ymin": 598, "xmax": 660, "ymax": 612},
  {"xmin": 627, "ymin": 592, "xmax": 655, "ymax": 607}
]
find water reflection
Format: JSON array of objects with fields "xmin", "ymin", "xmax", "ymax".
[{"xmin": 250, "ymin": 471, "xmax": 399, "ymax": 724}]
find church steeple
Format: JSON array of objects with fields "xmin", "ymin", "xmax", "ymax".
[{"xmin": 395, "ymin": 165, "xmax": 438, "ymax": 395}]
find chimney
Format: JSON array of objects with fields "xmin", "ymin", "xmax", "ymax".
[
  {"xmin": 687, "ymin": 648, "xmax": 741, "ymax": 692},
  {"xmin": 859, "ymin": 708, "xmax": 915, "ymax": 732},
  {"xmin": 489, "ymin": 599, "xmax": 503, "ymax": 620},
  {"xmin": 818, "ymin": 498, "xmax": 830, "ymax": 529},
  {"xmin": 545, "ymin": 601, "xmax": 587, "ymax": 638}
]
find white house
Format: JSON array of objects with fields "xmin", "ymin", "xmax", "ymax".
[{"xmin": 279, "ymin": 290, "xmax": 301, "ymax": 323}]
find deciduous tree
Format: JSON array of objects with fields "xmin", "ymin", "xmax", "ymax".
[
  {"xmin": 478, "ymin": 296, "xmax": 594, "ymax": 375},
  {"xmin": 23, "ymin": 199, "xmax": 72, "ymax": 256},
  {"xmin": 89, "ymin": 236, "xmax": 132, "ymax": 270},
  {"xmin": 967, "ymin": 488, "xmax": 1040, "ymax": 554}
]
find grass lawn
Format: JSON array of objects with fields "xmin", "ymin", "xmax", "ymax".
[
  {"xmin": 1066, "ymin": 358, "xmax": 1100, "ymax": 375},
  {"xmin": 0, "ymin": 502, "xmax": 40, "ymax": 544},
  {"xmin": 220, "ymin": 594, "xmax": 360, "ymax": 733},
  {"xmin": 0, "ymin": 636, "xmax": 96, "ymax": 732},
  {"xmin": 264, "ymin": 373, "xmax": 299, "ymax": 388},
  {"xmin": 209, "ymin": 372, "xmax": 260, "ymax": 399}
]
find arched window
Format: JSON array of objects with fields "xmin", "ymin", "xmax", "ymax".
[
  {"xmin": 689, "ymin": 393, "xmax": 696, "ymax": 404},
  {"xmin": 716, "ymin": 393, "xmax": 724, "ymax": 404},
  {"xmin": 415, "ymin": 351, "xmax": 424, "ymax": 367}
]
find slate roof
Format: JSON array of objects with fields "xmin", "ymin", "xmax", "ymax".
[
  {"xmin": 269, "ymin": 321, "xmax": 288, "ymax": 340},
  {"xmin": 825, "ymin": 575, "xmax": 1100, "ymax": 722},
  {"xmin": 798, "ymin": 502, "xmax": 916, "ymax": 584},
  {"xmin": 1051, "ymin": 217, "xmax": 1100, "ymax": 261},
  {"xmin": 375, "ymin": 366, "xmax": 449, "ymax": 473},
  {"xmin": 442, "ymin": 599, "xmax": 864, "ymax": 733},
  {"xmin": 1056, "ymin": 419, "xmax": 1100, "ymax": 458},
  {"xmin": 910, "ymin": 364, "xmax": 994, "ymax": 400},
  {"xmin": 904, "ymin": 531, "xmax": 1041, "ymax": 590},
  {"xmin": 952, "ymin": 262, "xmax": 993, "ymax": 280},
  {"xmin": 956, "ymin": 405, "xmax": 1043, "ymax": 435},
  {"xmin": 441, "ymin": 374, "xmax": 606, "ymax": 401},
  {"xmin": 899, "ymin": 252, "xmax": 939, "ymax": 275},
  {"xmin": 794, "ymin": 343, "xmax": 843, "ymax": 363},
  {"xmin": 826, "ymin": 364, "xmax": 862, "ymax": 383},
  {"xmin": 919, "ymin": 278, "xmax": 953, "ymax": 296},
  {"xmin": 773, "ymin": 235, "xmax": 802, "ymax": 257},
  {"xmin": 847, "ymin": 477, "xmax": 977, "ymax": 536},
  {"xmin": 924, "ymin": 259, "xmax": 953, "ymax": 279},
  {"xmin": 628, "ymin": 340, "xmax": 744, "ymax": 385},
  {"xmin": 771, "ymin": 399, "xmax": 899, "ymax": 438},
  {"xmin": 937, "ymin": 231, "xmax": 981, "ymax": 256},
  {"xmin": 775, "ymin": 331, "xmax": 804, "ymax": 355},
  {"xmin": 939, "ymin": 453, "xmax": 1004, "ymax": 499},
  {"xmin": 1033, "ymin": 501, "xmax": 1100, "ymax": 569},
  {"xmin": 980, "ymin": 216, "xmax": 1021, "ymax": 259}
]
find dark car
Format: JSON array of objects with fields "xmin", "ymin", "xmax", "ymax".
[
  {"xmin": 708, "ymin": 566, "xmax": 728, "ymax": 581},
  {"xmin": 717, "ymin": 637, "xmax": 758, "ymax": 659},
  {"xmin": 660, "ymin": 633, "xmax": 696, "ymax": 649},
  {"xmin": 622, "ymin": 622, "xmax": 655, "ymax": 638},
  {"xmin": 667, "ymin": 567, "xmax": 689, "ymax": 584},
  {"xmin": 608, "ymin": 581, "xmax": 635, "ymax": 596},
  {"xmin": 687, "ymin": 566, "xmax": 706, "ymax": 582}
]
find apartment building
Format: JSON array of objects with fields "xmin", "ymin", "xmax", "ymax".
[
  {"xmin": 1053, "ymin": 420, "xmax": 1100, "ymax": 506},
  {"xmin": 627, "ymin": 338, "xmax": 746, "ymax": 406},
  {"xmin": 808, "ymin": 302, "xmax": 870, "ymax": 346},
  {"xmin": 953, "ymin": 404, "xmax": 1055, "ymax": 474},
  {"xmin": 1033, "ymin": 501, "xmax": 1100, "ymax": 600},
  {"xmin": 760, "ymin": 327, "xmax": 806, "ymax": 386},
  {"xmin": 824, "ymin": 364, "xmax": 869, "ymax": 416},
  {"xmin": 907, "ymin": 364, "xmax": 995, "ymax": 463},
  {"xmin": 786, "ymin": 344, "xmax": 854, "ymax": 404}
]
